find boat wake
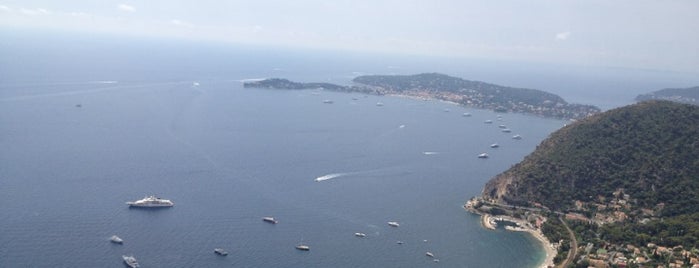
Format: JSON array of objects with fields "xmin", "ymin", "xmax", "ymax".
[
  {"xmin": 237, "ymin": 78, "xmax": 267, "ymax": 83},
  {"xmin": 314, "ymin": 173, "xmax": 348, "ymax": 182}
]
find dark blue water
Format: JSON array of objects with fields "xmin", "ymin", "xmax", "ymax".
[
  {"xmin": 1, "ymin": 77, "xmax": 564, "ymax": 267},
  {"xmin": 2, "ymin": 32, "xmax": 697, "ymax": 267}
]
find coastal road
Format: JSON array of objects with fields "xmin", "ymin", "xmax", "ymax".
[{"xmin": 557, "ymin": 217, "xmax": 578, "ymax": 268}]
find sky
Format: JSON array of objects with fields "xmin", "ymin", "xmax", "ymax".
[{"xmin": 1, "ymin": 0, "xmax": 698, "ymax": 73}]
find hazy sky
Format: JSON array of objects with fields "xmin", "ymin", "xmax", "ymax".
[{"xmin": 1, "ymin": 0, "xmax": 698, "ymax": 73}]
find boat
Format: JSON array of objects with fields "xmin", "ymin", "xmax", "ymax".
[
  {"xmin": 126, "ymin": 195, "xmax": 174, "ymax": 208},
  {"xmin": 295, "ymin": 244, "xmax": 310, "ymax": 251},
  {"xmin": 192, "ymin": 81, "xmax": 200, "ymax": 87},
  {"xmin": 110, "ymin": 235, "xmax": 123, "ymax": 244},
  {"xmin": 501, "ymin": 128, "xmax": 512, "ymax": 133},
  {"xmin": 498, "ymin": 124, "xmax": 507, "ymax": 129},
  {"xmin": 426, "ymin": 252, "xmax": 435, "ymax": 258},
  {"xmin": 478, "ymin": 153, "xmax": 489, "ymax": 159},
  {"xmin": 262, "ymin": 217, "xmax": 278, "ymax": 224},
  {"xmin": 214, "ymin": 248, "xmax": 228, "ymax": 256},
  {"xmin": 490, "ymin": 143, "xmax": 499, "ymax": 148},
  {"xmin": 396, "ymin": 241, "xmax": 404, "ymax": 245},
  {"xmin": 512, "ymin": 134, "xmax": 522, "ymax": 140},
  {"xmin": 354, "ymin": 232, "xmax": 366, "ymax": 237},
  {"xmin": 462, "ymin": 112, "xmax": 471, "ymax": 117},
  {"xmin": 387, "ymin": 221, "xmax": 400, "ymax": 227},
  {"xmin": 484, "ymin": 120, "xmax": 493, "ymax": 124},
  {"xmin": 122, "ymin": 255, "xmax": 139, "ymax": 268},
  {"xmin": 322, "ymin": 99, "xmax": 334, "ymax": 104},
  {"xmin": 376, "ymin": 102, "xmax": 384, "ymax": 106}
]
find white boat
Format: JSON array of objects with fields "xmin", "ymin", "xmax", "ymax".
[
  {"xmin": 376, "ymin": 102, "xmax": 384, "ymax": 106},
  {"xmin": 322, "ymin": 99, "xmax": 334, "ymax": 104},
  {"xmin": 262, "ymin": 217, "xmax": 278, "ymax": 224},
  {"xmin": 295, "ymin": 244, "xmax": 310, "ymax": 251},
  {"xmin": 478, "ymin": 153, "xmax": 489, "ymax": 159},
  {"xmin": 498, "ymin": 124, "xmax": 507, "ymax": 129},
  {"xmin": 387, "ymin": 221, "xmax": 400, "ymax": 227},
  {"xmin": 426, "ymin": 252, "xmax": 435, "ymax": 258},
  {"xmin": 126, "ymin": 195, "xmax": 174, "ymax": 208},
  {"xmin": 490, "ymin": 143, "xmax": 499, "ymax": 148},
  {"xmin": 462, "ymin": 112, "xmax": 471, "ymax": 117},
  {"xmin": 501, "ymin": 128, "xmax": 512, "ymax": 133},
  {"xmin": 122, "ymin": 255, "xmax": 139, "ymax": 268},
  {"xmin": 354, "ymin": 232, "xmax": 366, "ymax": 237},
  {"xmin": 110, "ymin": 235, "xmax": 123, "ymax": 244},
  {"xmin": 214, "ymin": 248, "xmax": 228, "ymax": 256},
  {"xmin": 484, "ymin": 120, "xmax": 493, "ymax": 124},
  {"xmin": 512, "ymin": 134, "xmax": 522, "ymax": 140}
]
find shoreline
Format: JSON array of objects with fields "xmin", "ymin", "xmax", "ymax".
[{"xmin": 464, "ymin": 204, "xmax": 555, "ymax": 268}]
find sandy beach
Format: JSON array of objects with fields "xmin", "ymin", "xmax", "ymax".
[{"xmin": 464, "ymin": 205, "xmax": 556, "ymax": 268}]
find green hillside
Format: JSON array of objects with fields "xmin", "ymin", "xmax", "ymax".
[{"xmin": 483, "ymin": 100, "xmax": 699, "ymax": 217}]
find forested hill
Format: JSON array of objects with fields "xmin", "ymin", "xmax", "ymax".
[
  {"xmin": 636, "ymin": 86, "xmax": 699, "ymax": 105},
  {"xmin": 482, "ymin": 100, "xmax": 699, "ymax": 217}
]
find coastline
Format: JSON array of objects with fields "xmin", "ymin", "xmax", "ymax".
[{"xmin": 464, "ymin": 204, "xmax": 555, "ymax": 268}]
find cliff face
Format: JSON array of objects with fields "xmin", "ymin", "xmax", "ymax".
[{"xmin": 482, "ymin": 100, "xmax": 699, "ymax": 216}]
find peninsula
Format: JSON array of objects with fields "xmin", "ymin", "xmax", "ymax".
[
  {"xmin": 243, "ymin": 73, "xmax": 600, "ymax": 120},
  {"xmin": 636, "ymin": 86, "xmax": 699, "ymax": 106},
  {"xmin": 470, "ymin": 100, "xmax": 699, "ymax": 268}
]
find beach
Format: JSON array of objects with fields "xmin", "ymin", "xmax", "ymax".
[{"xmin": 464, "ymin": 204, "xmax": 556, "ymax": 268}]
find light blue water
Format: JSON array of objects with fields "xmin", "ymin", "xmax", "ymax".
[{"xmin": 2, "ymin": 31, "xmax": 697, "ymax": 267}]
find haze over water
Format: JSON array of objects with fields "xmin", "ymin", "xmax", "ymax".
[{"xmin": 1, "ymin": 35, "xmax": 697, "ymax": 267}]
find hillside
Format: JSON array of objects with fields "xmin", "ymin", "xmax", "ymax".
[
  {"xmin": 483, "ymin": 100, "xmax": 699, "ymax": 217},
  {"xmin": 636, "ymin": 86, "xmax": 699, "ymax": 105}
]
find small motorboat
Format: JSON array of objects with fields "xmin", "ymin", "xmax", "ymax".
[
  {"xmin": 354, "ymin": 232, "xmax": 366, "ymax": 237},
  {"xmin": 387, "ymin": 221, "xmax": 400, "ymax": 227},
  {"xmin": 295, "ymin": 244, "xmax": 310, "ymax": 251},
  {"xmin": 262, "ymin": 217, "xmax": 278, "ymax": 224},
  {"xmin": 110, "ymin": 235, "xmax": 123, "ymax": 244},
  {"xmin": 478, "ymin": 153, "xmax": 489, "ymax": 159},
  {"xmin": 214, "ymin": 248, "xmax": 228, "ymax": 256}
]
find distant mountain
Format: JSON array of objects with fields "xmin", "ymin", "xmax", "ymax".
[
  {"xmin": 636, "ymin": 86, "xmax": 699, "ymax": 105},
  {"xmin": 482, "ymin": 100, "xmax": 699, "ymax": 217},
  {"xmin": 244, "ymin": 73, "xmax": 601, "ymax": 119}
]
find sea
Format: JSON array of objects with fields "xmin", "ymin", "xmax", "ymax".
[{"xmin": 1, "ymin": 31, "xmax": 698, "ymax": 267}]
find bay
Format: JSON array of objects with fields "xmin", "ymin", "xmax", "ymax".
[{"xmin": 0, "ymin": 77, "xmax": 563, "ymax": 267}]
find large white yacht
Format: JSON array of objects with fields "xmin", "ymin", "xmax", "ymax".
[{"xmin": 126, "ymin": 195, "xmax": 174, "ymax": 208}]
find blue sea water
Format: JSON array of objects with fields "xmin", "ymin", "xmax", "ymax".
[{"xmin": 1, "ymin": 31, "xmax": 697, "ymax": 267}]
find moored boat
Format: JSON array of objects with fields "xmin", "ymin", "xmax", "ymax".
[
  {"xmin": 295, "ymin": 244, "xmax": 310, "ymax": 251},
  {"xmin": 122, "ymin": 255, "xmax": 139, "ymax": 268},
  {"xmin": 110, "ymin": 235, "xmax": 123, "ymax": 244},
  {"xmin": 126, "ymin": 195, "xmax": 174, "ymax": 208},
  {"xmin": 426, "ymin": 252, "xmax": 435, "ymax": 258},
  {"xmin": 262, "ymin": 217, "xmax": 278, "ymax": 224},
  {"xmin": 478, "ymin": 153, "xmax": 489, "ymax": 158},
  {"xmin": 512, "ymin": 134, "xmax": 522, "ymax": 140},
  {"xmin": 354, "ymin": 232, "xmax": 366, "ymax": 237},
  {"xmin": 490, "ymin": 143, "xmax": 499, "ymax": 148},
  {"xmin": 214, "ymin": 248, "xmax": 228, "ymax": 256},
  {"xmin": 387, "ymin": 221, "xmax": 400, "ymax": 227}
]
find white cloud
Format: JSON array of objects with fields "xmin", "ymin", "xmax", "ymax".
[
  {"xmin": 117, "ymin": 4, "xmax": 135, "ymax": 13},
  {"xmin": 69, "ymin": 11, "xmax": 89, "ymax": 17},
  {"xmin": 170, "ymin": 19, "xmax": 193, "ymax": 28},
  {"xmin": 0, "ymin": 5, "xmax": 10, "ymax": 12},
  {"xmin": 20, "ymin": 8, "xmax": 51, "ymax": 16},
  {"xmin": 555, "ymin": 31, "xmax": 571, "ymax": 41}
]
